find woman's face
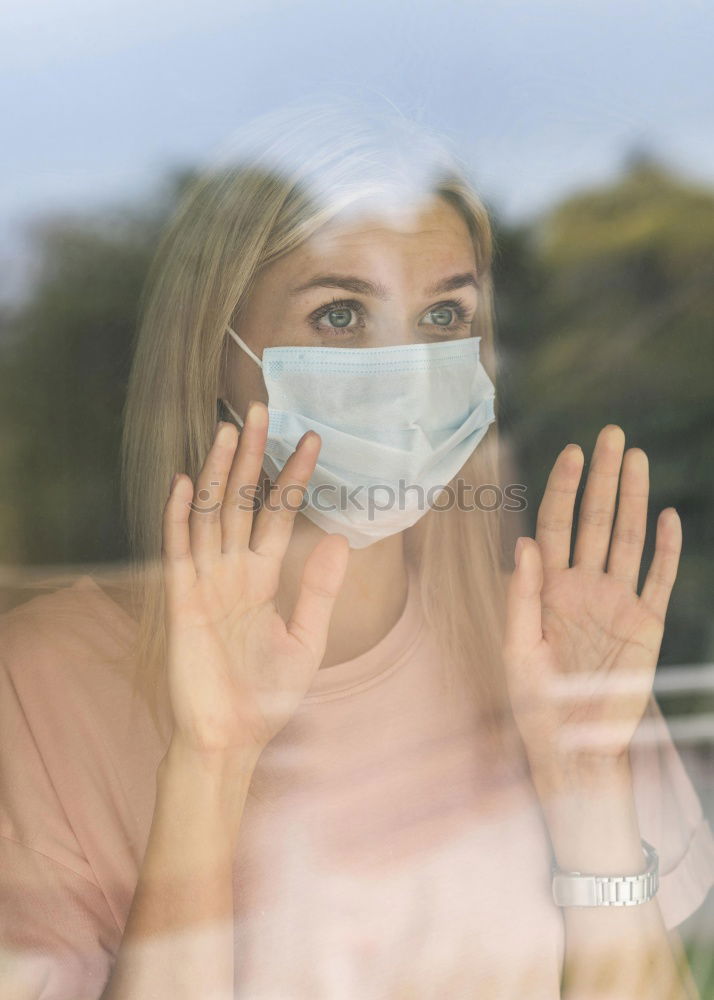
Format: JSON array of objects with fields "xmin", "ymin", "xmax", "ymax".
[{"xmin": 223, "ymin": 194, "xmax": 479, "ymax": 418}]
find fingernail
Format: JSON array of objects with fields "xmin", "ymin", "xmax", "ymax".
[
  {"xmin": 297, "ymin": 430, "xmax": 312, "ymax": 447},
  {"xmin": 217, "ymin": 420, "xmax": 236, "ymax": 444},
  {"xmin": 515, "ymin": 536, "xmax": 524, "ymax": 567},
  {"xmin": 170, "ymin": 472, "xmax": 180, "ymax": 492},
  {"xmin": 246, "ymin": 400, "xmax": 264, "ymax": 423}
]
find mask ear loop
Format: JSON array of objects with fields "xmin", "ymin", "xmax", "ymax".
[
  {"xmin": 226, "ymin": 326, "xmax": 263, "ymax": 367},
  {"xmin": 221, "ymin": 326, "xmax": 280, "ymax": 530},
  {"xmin": 222, "ymin": 326, "xmax": 264, "ymax": 428},
  {"xmin": 221, "ymin": 397, "xmax": 245, "ymax": 428}
]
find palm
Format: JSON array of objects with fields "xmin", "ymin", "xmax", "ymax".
[
  {"xmin": 168, "ymin": 573, "xmax": 315, "ymax": 750},
  {"xmin": 503, "ymin": 425, "xmax": 681, "ymax": 764},
  {"xmin": 163, "ymin": 409, "xmax": 349, "ymax": 756}
]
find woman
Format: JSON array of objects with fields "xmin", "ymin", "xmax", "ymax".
[{"xmin": 1, "ymin": 97, "xmax": 712, "ymax": 999}]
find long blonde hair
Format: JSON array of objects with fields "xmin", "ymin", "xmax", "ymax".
[{"xmin": 121, "ymin": 96, "xmax": 519, "ymax": 760}]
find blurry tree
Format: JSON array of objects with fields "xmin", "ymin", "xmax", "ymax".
[
  {"xmin": 493, "ymin": 154, "xmax": 714, "ymax": 664},
  {"xmin": 0, "ymin": 168, "xmax": 200, "ymax": 571}
]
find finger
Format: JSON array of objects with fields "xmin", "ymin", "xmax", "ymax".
[
  {"xmin": 503, "ymin": 537, "xmax": 544, "ymax": 661},
  {"xmin": 534, "ymin": 443, "xmax": 584, "ymax": 572},
  {"xmin": 161, "ymin": 473, "xmax": 198, "ymax": 603},
  {"xmin": 286, "ymin": 533, "xmax": 350, "ymax": 660},
  {"xmin": 249, "ymin": 431, "xmax": 321, "ymax": 561},
  {"xmin": 572, "ymin": 424, "xmax": 625, "ymax": 573},
  {"xmin": 640, "ymin": 508, "xmax": 682, "ymax": 621},
  {"xmin": 606, "ymin": 448, "xmax": 649, "ymax": 591},
  {"xmin": 188, "ymin": 421, "xmax": 239, "ymax": 575},
  {"xmin": 221, "ymin": 401, "xmax": 270, "ymax": 554}
]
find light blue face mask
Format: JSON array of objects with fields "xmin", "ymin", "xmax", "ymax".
[{"xmin": 222, "ymin": 327, "xmax": 496, "ymax": 548}]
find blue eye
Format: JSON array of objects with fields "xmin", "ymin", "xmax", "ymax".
[
  {"xmin": 308, "ymin": 296, "xmax": 473, "ymax": 336},
  {"xmin": 422, "ymin": 299, "xmax": 471, "ymax": 331},
  {"xmin": 309, "ymin": 298, "xmax": 365, "ymax": 334},
  {"xmin": 427, "ymin": 306, "xmax": 457, "ymax": 326},
  {"xmin": 322, "ymin": 307, "xmax": 354, "ymax": 328}
]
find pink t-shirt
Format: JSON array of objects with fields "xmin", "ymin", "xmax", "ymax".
[{"xmin": 1, "ymin": 571, "xmax": 713, "ymax": 998}]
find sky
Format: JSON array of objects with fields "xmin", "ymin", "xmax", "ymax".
[{"xmin": 1, "ymin": 0, "xmax": 712, "ymax": 302}]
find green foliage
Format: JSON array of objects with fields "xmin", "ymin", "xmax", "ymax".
[
  {"xmin": 492, "ymin": 158, "xmax": 714, "ymax": 664},
  {"xmin": 0, "ymin": 211, "xmax": 161, "ymax": 565}
]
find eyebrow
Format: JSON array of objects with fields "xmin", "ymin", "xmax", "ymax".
[{"xmin": 288, "ymin": 271, "xmax": 479, "ymax": 299}]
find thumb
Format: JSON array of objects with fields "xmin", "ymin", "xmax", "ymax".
[
  {"xmin": 503, "ymin": 536, "xmax": 544, "ymax": 659},
  {"xmin": 286, "ymin": 533, "xmax": 350, "ymax": 660}
]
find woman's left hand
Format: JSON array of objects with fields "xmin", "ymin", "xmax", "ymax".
[{"xmin": 502, "ymin": 424, "xmax": 682, "ymax": 772}]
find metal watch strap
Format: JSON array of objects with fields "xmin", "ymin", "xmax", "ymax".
[{"xmin": 551, "ymin": 838, "xmax": 659, "ymax": 907}]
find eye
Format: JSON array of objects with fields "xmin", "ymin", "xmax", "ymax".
[
  {"xmin": 308, "ymin": 298, "xmax": 366, "ymax": 334},
  {"xmin": 308, "ymin": 295, "xmax": 474, "ymax": 336},
  {"xmin": 421, "ymin": 299, "xmax": 472, "ymax": 333}
]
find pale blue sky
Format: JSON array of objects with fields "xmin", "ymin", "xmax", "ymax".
[{"xmin": 2, "ymin": 0, "xmax": 712, "ymax": 301}]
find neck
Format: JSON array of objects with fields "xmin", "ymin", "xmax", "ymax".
[{"xmin": 277, "ymin": 514, "xmax": 409, "ymax": 668}]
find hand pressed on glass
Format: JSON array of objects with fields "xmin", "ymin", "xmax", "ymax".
[
  {"xmin": 162, "ymin": 403, "xmax": 349, "ymax": 758},
  {"xmin": 502, "ymin": 424, "xmax": 681, "ymax": 769}
]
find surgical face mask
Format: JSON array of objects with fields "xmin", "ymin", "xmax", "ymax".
[{"xmin": 222, "ymin": 326, "xmax": 496, "ymax": 548}]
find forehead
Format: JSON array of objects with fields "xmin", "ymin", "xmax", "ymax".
[{"xmin": 291, "ymin": 195, "xmax": 474, "ymax": 268}]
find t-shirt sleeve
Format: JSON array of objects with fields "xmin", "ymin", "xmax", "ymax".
[
  {"xmin": 0, "ymin": 610, "xmax": 120, "ymax": 999},
  {"xmin": 629, "ymin": 692, "xmax": 714, "ymax": 929},
  {"xmin": 0, "ymin": 837, "xmax": 117, "ymax": 1000}
]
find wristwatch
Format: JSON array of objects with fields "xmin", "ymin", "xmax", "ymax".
[{"xmin": 552, "ymin": 838, "xmax": 659, "ymax": 907}]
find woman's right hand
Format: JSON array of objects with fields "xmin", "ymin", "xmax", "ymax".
[{"xmin": 161, "ymin": 401, "xmax": 349, "ymax": 760}]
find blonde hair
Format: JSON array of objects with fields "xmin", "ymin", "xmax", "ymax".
[{"xmin": 121, "ymin": 95, "xmax": 520, "ymax": 762}]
